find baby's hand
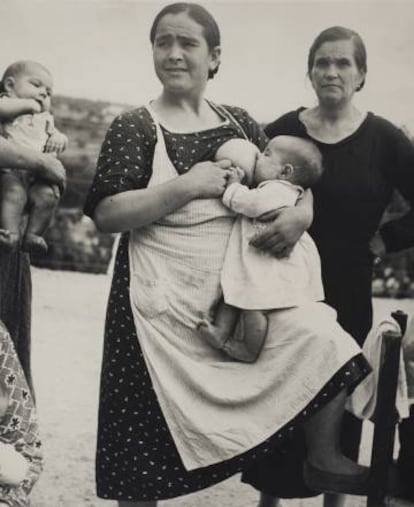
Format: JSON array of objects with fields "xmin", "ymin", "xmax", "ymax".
[
  {"xmin": 227, "ymin": 166, "xmax": 245, "ymax": 187},
  {"xmin": 44, "ymin": 131, "xmax": 68, "ymax": 154}
]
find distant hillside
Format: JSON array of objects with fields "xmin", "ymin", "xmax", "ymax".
[{"xmin": 52, "ymin": 95, "xmax": 135, "ymax": 207}]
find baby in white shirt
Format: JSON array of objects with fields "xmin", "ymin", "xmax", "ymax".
[{"xmin": 199, "ymin": 135, "xmax": 325, "ymax": 362}]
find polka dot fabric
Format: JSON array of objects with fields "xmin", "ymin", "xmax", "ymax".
[{"xmin": 84, "ymin": 105, "xmax": 371, "ymax": 501}]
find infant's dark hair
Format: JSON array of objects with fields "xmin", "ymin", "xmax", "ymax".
[{"xmin": 273, "ymin": 136, "xmax": 323, "ymax": 189}]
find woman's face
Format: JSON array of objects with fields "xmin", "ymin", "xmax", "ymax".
[
  {"xmin": 152, "ymin": 12, "xmax": 220, "ymax": 97},
  {"xmin": 309, "ymin": 39, "xmax": 365, "ymax": 108}
]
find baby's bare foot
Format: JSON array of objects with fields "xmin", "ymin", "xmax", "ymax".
[
  {"xmin": 22, "ymin": 233, "xmax": 48, "ymax": 255},
  {"xmin": 198, "ymin": 320, "xmax": 228, "ymax": 350}
]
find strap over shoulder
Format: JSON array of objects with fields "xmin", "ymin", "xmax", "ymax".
[{"xmin": 207, "ymin": 101, "xmax": 249, "ymax": 141}]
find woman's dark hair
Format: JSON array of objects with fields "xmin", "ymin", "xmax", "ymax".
[
  {"xmin": 150, "ymin": 2, "xmax": 221, "ymax": 79},
  {"xmin": 307, "ymin": 26, "xmax": 367, "ymax": 91}
]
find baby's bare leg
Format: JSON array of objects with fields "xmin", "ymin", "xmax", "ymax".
[
  {"xmin": 23, "ymin": 182, "xmax": 60, "ymax": 254},
  {"xmin": 234, "ymin": 310, "xmax": 268, "ymax": 361},
  {"xmin": 198, "ymin": 300, "xmax": 240, "ymax": 350},
  {"xmin": 199, "ymin": 302, "xmax": 268, "ymax": 363},
  {"xmin": 0, "ymin": 171, "xmax": 27, "ymax": 248}
]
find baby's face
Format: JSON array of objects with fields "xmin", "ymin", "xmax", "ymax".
[
  {"xmin": 7, "ymin": 64, "xmax": 53, "ymax": 112},
  {"xmin": 254, "ymin": 142, "xmax": 284, "ymax": 185}
]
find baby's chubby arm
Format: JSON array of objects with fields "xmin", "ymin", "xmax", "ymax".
[
  {"xmin": 44, "ymin": 129, "xmax": 68, "ymax": 155},
  {"xmin": 0, "ymin": 96, "xmax": 42, "ymax": 121},
  {"xmin": 222, "ymin": 182, "xmax": 265, "ymax": 218},
  {"xmin": 44, "ymin": 115, "xmax": 68, "ymax": 155},
  {"xmin": 223, "ymin": 180, "xmax": 280, "ymax": 218}
]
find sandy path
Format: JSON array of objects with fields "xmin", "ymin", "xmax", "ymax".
[{"xmin": 28, "ymin": 268, "xmax": 413, "ymax": 507}]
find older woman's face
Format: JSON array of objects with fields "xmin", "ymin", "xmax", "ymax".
[
  {"xmin": 152, "ymin": 12, "xmax": 220, "ymax": 97},
  {"xmin": 310, "ymin": 39, "xmax": 365, "ymax": 107}
]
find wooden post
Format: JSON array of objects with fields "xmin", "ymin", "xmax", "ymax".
[{"xmin": 367, "ymin": 310, "xmax": 407, "ymax": 507}]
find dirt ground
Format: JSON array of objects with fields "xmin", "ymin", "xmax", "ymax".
[{"xmin": 28, "ymin": 268, "xmax": 414, "ymax": 507}]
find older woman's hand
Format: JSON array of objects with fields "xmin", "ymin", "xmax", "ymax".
[
  {"xmin": 36, "ymin": 154, "xmax": 67, "ymax": 193},
  {"xmin": 250, "ymin": 190, "xmax": 314, "ymax": 258},
  {"xmin": 370, "ymin": 232, "xmax": 386, "ymax": 264},
  {"xmin": 184, "ymin": 159, "xmax": 233, "ymax": 199}
]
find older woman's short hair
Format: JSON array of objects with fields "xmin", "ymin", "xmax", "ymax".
[{"xmin": 307, "ymin": 26, "xmax": 367, "ymax": 91}]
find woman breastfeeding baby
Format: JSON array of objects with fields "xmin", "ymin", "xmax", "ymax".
[{"xmin": 85, "ymin": 4, "xmax": 373, "ymax": 505}]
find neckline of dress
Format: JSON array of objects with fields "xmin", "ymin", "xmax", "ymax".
[
  {"xmin": 297, "ymin": 107, "xmax": 373, "ymax": 147},
  {"xmin": 147, "ymin": 100, "xmax": 231, "ymax": 135}
]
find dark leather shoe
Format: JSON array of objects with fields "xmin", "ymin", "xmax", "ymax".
[{"xmin": 304, "ymin": 461, "xmax": 370, "ymax": 496}]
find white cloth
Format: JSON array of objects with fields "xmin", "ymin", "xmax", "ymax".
[
  {"xmin": 127, "ymin": 104, "xmax": 363, "ymax": 470},
  {"xmin": 0, "ymin": 441, "xmax": 28, "ymax": 486},
  {"xmin": 221, "ymin": 180, "xmax": 325, "ymax": 309},
  {"xmin": 1, "ymin": 108, "xmax": 53, "ymax": 152},
  {"xmin": 347, "ymin": 316, "xmax": 410, "ymax": 419}
]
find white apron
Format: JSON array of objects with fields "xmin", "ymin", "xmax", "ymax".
[{"xmin": 128, "ymin": 104, "xmax": 363, "ymax": 470}]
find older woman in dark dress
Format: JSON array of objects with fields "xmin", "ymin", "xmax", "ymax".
[{"xmin": 242, "ymin": 26, "xmax": 414, "ymax": 507}]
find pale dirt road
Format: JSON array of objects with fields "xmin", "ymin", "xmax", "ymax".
[{"xmin": 29, "ymin": 268, "xmax": 414, "ymax": 507}]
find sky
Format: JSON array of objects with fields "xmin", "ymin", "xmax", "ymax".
[{"xmin": 1, "ymin": 0, "xmax": 414, "ymax": 130}]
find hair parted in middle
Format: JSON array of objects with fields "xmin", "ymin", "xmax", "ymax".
[{"xmin": 149, "ymin": 2, "xmax": 221, "ymax": 79}]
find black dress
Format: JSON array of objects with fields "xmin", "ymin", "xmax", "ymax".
[{"xmin": 242, "ymin": 108, "xmax": 414, "ymax": 497}]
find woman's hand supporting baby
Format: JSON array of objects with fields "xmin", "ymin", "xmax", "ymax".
[{"xmin": 250, "ymin": 188, "xmax": 314, "ymax": 258}]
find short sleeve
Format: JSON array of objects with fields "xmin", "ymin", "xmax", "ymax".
[
  {"xmin": 223, "ymin": 106, "xmax": 268, "ymax": 151},
  {"xmin": 83, "ymin": 108, "xmax": 156, "ymax": 219}
]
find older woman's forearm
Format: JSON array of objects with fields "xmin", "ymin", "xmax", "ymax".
[
  {"xmin": 0, "ymin": 97, "xmax": 39, "ymax": 121},
  {"xmin": 0, "ymin": 138, "xmax": 66, "ymax": 189},
  {"xmin": 94, "ymin": 177, "xmax": 197, "ymax": 233},
  {"xmin": 0, "ymin": 137, "xmax": 43, "ymax": 170}
]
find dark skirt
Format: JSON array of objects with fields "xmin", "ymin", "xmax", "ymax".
[{"xmin": 0, "ymin": 248, "xmax": 33, "ymax": 393}]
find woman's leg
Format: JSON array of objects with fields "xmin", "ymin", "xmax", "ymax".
[
  {"xmin": 118, "ymin": 501, "xmax": 157, "ymax": 507},
  {"xmin": 257, "ymin": 493, "xmax": 281, "ymax": 507},
  {"xmin": 323, "ymin": 492, "xmax": 347, "ymax": 507},
  {"xmin": 304, "ymin": 388, "xmax": 365, "ymax": 474}
]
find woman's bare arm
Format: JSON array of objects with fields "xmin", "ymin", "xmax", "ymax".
[
  {"xmin": 0, "ymin": 137, "xmax": 66, "ymax": 189},
  {"xmin": 0, "ymin": 97, "xmax": 41, "ymax": 120},
  {"xmin": 94, "ymin": 160, "xmax": 232, "ymax": 233}
]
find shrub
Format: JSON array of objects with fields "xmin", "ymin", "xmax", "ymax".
[{"xmin": 31, "ymin": 208, "xmax": 114, "ymax": 274}]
